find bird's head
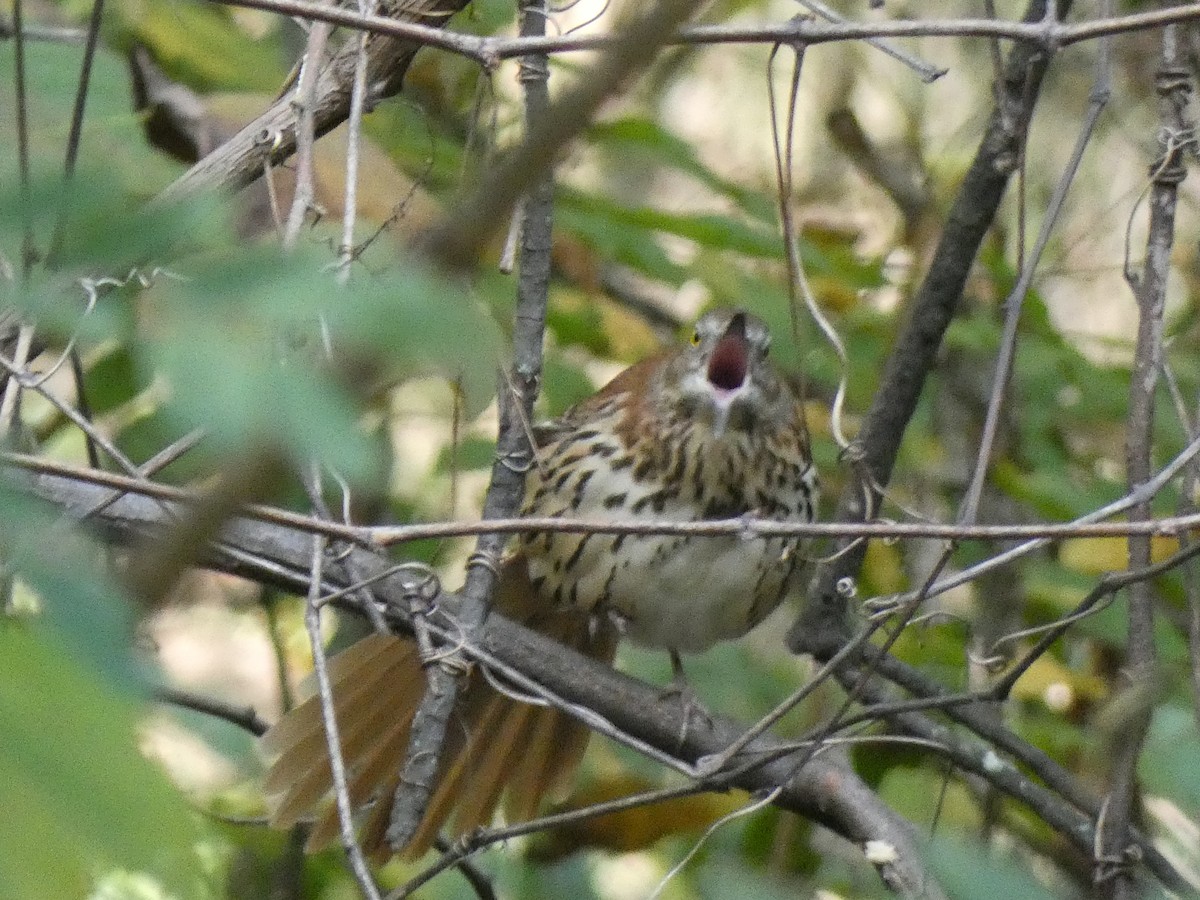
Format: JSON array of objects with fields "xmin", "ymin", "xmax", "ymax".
[{"xmin": 664, "ymin": 308, "xmax": 789, "ymax": 438}]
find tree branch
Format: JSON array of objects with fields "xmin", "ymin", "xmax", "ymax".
[
  {"xmin": 1100, "ymin": 23, "xmax": 1191, "ymax": 899},
  {"xmin": 22, "ymin": 470, "xmax": 941, "ymax": 897},
  {"xmin": 154, "ymin": 0, "xmax": 473, "ymax": 204},
  {"xmin": 787, "ymin": 0, "xmax": 1071, "ymax": 654},
  {"xmin": 383, "ymin": 0, "xmax": 559, "ymax": 850}
]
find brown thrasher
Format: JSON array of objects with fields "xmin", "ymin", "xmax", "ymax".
[{"xmin": 261, "ymin": 308, "xmax": 818, "ymax": 858}]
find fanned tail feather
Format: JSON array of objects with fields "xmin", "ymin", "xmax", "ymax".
[{"xmin": 261, "ymin": 559, "xmax": 619, "ymax": 860}]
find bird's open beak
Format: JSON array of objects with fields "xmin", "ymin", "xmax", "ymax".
[{"xmin": 706, "ymin": 313, "xmax": 749, "ymax": 437}]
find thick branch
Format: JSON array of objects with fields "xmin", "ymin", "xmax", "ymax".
[
  {"xmin": 788, "ymin": 0, "xmax": 1071, "ymax": 654},
  {"xmin": 384, "ymin": 0, "xmax": 558, "ymax": 850},
  {"xmin": 154, "ymin": 0, "xmax": 472, "ymax": 203},
  {"xmin": 24, "ymin": 470, "xmax": 940, "ymax": 897}
]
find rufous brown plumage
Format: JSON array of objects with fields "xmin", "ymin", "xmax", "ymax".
[{"xmin": 261, "ymin": 308, "xmax": 818, "ymax": 859}]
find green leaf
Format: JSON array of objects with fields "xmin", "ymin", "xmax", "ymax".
[
  {"xmin": 0, "ymin": 628, "xmax": 200, "ymax": 900},
  {"xmin": 107, "ymin": 0, "xmax": 289, "ymax": 92},
  {"xmin": 433, "ymin": 435, "xmax": 497, "ymax": 475},
  {"xmin": 588, "ymin": 117, "xmax": 775, "ymax": 222},
  {"xmin": 561, "ymin": 189, "xmax": 780, "ymax": 257},
  {"xmin": 556, "ymin": 198, "xmax": 686, "ymax": 285},
  {"xmin": 1141, "ymin": 705, "xmax": 1200, "ymax": 810},
  {"xmin": 0, "ymin": 483, "xmax": 142, "ymax": 692},
  {"xmin": 142, "ymin": 243, "xmax": 500, "ymax": 483},
  {"xmin": 541, "ymin": 352, "xmax": 598, "ymax": 417},
  {"xmin": 0, "ymin": 177, "xmax": 229, "ymax": 347},
  {"xmin": 0, "ymin": 42, "xmax": 180, "ymax": 191},
  {"xmin": 926, "ymin": 836, "xmax": 1057, "ymax": 900},
  {"xmin": 86, "ymin": 346, "xmax": 154, "ymax": 416}
]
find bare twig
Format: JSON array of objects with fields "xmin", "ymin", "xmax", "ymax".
[
  {"xmin": 44, "ymin": 0, "xmax": 107, "ymax": 266},
  {"xmin": 958, "ymin": 26, "xmax": 1111, "ymax": 525},
  {"xmin": 0, "ymin": 327, "xmax": 34, "ymax": 439},
  {"xmin": 1186, "ymin": 406, "xmax": 1200, "ymax": 730},
  {"xmin": 155, "ymin": 0, "xmax": 474, "ymax": 204},
  {"xmin": 10, "ymin": 0, "xmax": 34, "ymax": 277},
  {"xmin": 991, "ymin": 539, "xmax": 1200, "ymax": 700},
  {"xmin": 418, "ymin": 0, "xmax": 706, "ymax": 273},
  {"xmin": 793, "ymin": 0, "xmax": 946, "ymax": 82},
  {"xmin": 16, "ymin": 447, "xmax": 1200, "ymax": 544},
  {"xmin": 281, "ymin": 16, "xmax": 331, "ymax": 249},
  {"xmin": 304, "ymin": 531, "xmax": 383, "ymax": 898},
  {"xmin": 336, "ymin": 0, "xmax": 378, "ymax": 279},
  {"xmin": 73, "ymin": 429, "xmax": 205, "ymax": 522},
  {"xmin": 788, "ymin": 0, "xmax": 1071, "ymax": 656},
  {"xmin": 384, "ymin": 0, "xmax": 560, "ymax": 851},
  {"xmin": 154, "ymin": 685, "xmax": 270, "ymax": 736},
  {"xmin": 835, "ymin": 664, "xmax": 1186, "ymax": 892},
  {"xmin": 203, "ymin": 0, "xmax": 1200, "ymax": 62},
  {"xmin": 157, "ymin": 2, "xmax": 1200, "ymax": 214},
  {"xmin": 0, "ymin": 16, "xmax": 86, "ymax": 43},
  {"xmin": 1099, "ymin": 24, "xmax": 1191, "ymax": 900},
  {"xmin": 874, "ymin": 430, "xmax": 1200, "ymax": 609}
]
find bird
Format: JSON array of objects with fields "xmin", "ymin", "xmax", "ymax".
[{"xmin": 261, "ymin": 308, "xmax": 819, "ymax": 860}]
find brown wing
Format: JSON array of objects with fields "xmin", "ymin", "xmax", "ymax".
[{"xmin": 530, "ymin": 351, "xmax": 669, "ymax": 456}]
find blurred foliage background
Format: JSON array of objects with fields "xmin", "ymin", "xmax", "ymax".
[{"xmin": 4, "ymin": 0, "xmax": 1200, "ymax": 897}]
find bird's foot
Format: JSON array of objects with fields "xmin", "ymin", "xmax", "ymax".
[{"xmin": 659, "ymin": 650, "xmax": 713, "ymax": 752}]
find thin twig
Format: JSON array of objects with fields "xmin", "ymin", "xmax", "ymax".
[
  {"xmin": 1099, "ymin": 24, "xmax": 1190, "ymax": 899},
  {"xmin": 957, "ymin": 31, "xmax": 1110, "ymax": 525},
  {"xmin": 390, "ymin": 780, "xmax": 722, "ymax": 899},
  {"xmin": 16, "ymin": 447, "xmax": 1200, "ymax": 544},
  {"xmin": 337, "ymin": 0, "xmax": 378, "ymax": 280},
  {"xmin": 3, "ymin": 467, "xmax": 964, "ymax": 896},
  {"xmin": 867, "ymin": 649, "xmax": 1187, "ymax": 892},
  {"xmin": 10, "ymin": 0, "xmax": 35, "ymax": 276},
  {"xmin": 0, "ymin": 16, "xmax": 87, "ymax": 43},
  {"xmin": 870, "ymin": 427, "xmax": 1200, "ymax": 612},
  {"xmin": 0, "ymin": 358, "xmax": 152, "ymax": 480},
  {"xmin": 204, "ymin": 0, "xmax": 1200, "ymax": 62},
  {"xmin": 304, "ymin": 531, "xmax": 383, "ymax": 898},
  {"xmin": 0, "ymin": 327, "xmax": 34, "ymax": 439},
  {"xmin": 73, "ymin": 429, "xmax": 206, "ymax": 522},
  {"xmin": 793, "ymin": 0, "xmax": 946, "ymax": 82},
  {"xmin": 991, "ymin": 539, "xmax": 1200, "ymax": 700},
  {"xmin": 157, "ymin": 1, "xmax": 1200, "ymax": 209},
  {"xmin": 44, "ymin": 0, "xmax": 107, "ymax": 265},
  {"xmin": 385, "ymin": 0, "xmax": 559, "ymax": 850},
  {"xmin": 1185, "ymin": 395, "xmax": 1200, "ymax": 730},
  {"xmin": 788, "ymin": 0, "xmax": 1072, "ymax": 657},
  {"xmin": 431, "ymin": 837, "xmax": 496, "ymax": 900},
  {"xmin": 154, "ymin": 685, "xmax": 270, "ymax": 736},
  {"xmin": 282, "ymin": 16, "xmax": 330, "ymax": 249},
  {"xmin": 836, "ymin": 664, "xmax": 1186, "ymax": 892}
]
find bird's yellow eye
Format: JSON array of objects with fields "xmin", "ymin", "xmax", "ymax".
[{"xmin": 691, "ymin": 330, "xmax": 701, "ymax": 345}]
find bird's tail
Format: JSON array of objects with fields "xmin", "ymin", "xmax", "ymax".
[{"xmin": 261, "ymin": 561, "xmax": 617, "ymax": 860}]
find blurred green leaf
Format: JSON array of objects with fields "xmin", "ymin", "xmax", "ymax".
[
  {"xmin": 588, "ymin": 117, "xmax": 775, "ymax": 222},
  {"xmin": 0, "ymin": 627, "xmax": 199, "ymax": 900},
  {"xmin": 115, "ymin": 409, "xmax": 208, "ymax": 481},
  {"xmin": 542, "ymin": 352, "xmax": 598, "ymax": 416},
  {"xmin": 926, "ymin": 837, "xmax": 1058, "ymax": 900},
  {"xmin": 0, "ymin": 42, "xmax": 180, "ymax": 191},
  {"xmin": 86, "ymin": 346, "xmax": 151, "ymax": 415},
  {"xmin": 106, "ymin": 0, "xmax": 288, "ymax": 92},
  {"xmin": 0, "ymin": 482, "xmax": 143, "ymax": 692},
  {"xmin": 434, "ymin": 434, "xmax": 497, "ymax": 475},
  {"xmin": 1141, "ymin": 705, "xmax": 1200, "ymax": 810},
  {"xmin": 556, "ymin": 198, "xmax": 686, "ymax": 285},
  {"xmin": 562, "ymin": 190, "xmax": 779, "ymax": 258}
]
